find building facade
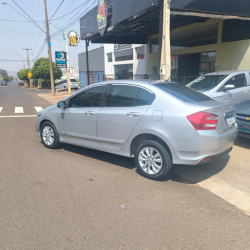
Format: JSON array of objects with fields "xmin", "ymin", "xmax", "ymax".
[
  {"xmin": 104, "ymin": 44, "xmax": 146, "ymax": 80},
  {"xmin": 78, "ymin": 47, "xmax": 105, "ymax": 86}
]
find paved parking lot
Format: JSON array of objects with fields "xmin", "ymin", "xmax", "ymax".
[{"xmin": 1, "ymin": 83, "xmax": 250, "ymax": 249}]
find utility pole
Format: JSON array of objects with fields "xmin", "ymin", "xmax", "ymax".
[
  {"xmin": 65, "ymin": 30, "xmax": 71, "ymax": 95},
  {"xmin": 23, "ymin": 48, "xmax": 32, "ymax": 87},
  {"xmin": 43, "ymin": 0, "xmax": 55, "ymax": 96},
  {"xmin": 160, "ymin": 0, "xmax": 171, "ymax": 80}
]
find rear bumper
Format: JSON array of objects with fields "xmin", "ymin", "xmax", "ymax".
[
  {"xmin": 198, "ymin": 147, "xmax": 232, "ymax": 164},
  {"xmin": 171, "ymin": 124, "xmax": 238, "ymax": 165}
]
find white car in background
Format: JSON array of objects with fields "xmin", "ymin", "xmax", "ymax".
[
  {"xmin": 187, "ymin": 71, "xmax": 250, "ymax": 104},
  {"xmin": 55, "ymin": 79, "xmax": 79, "ymax": 92}
]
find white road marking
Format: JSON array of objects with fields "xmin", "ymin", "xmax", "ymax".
[
  {"xmin": 0, "ymin": 107, "xmax": 2, "ymax": 113},
  {"xmin": 34, "ymin": 107, "xmax": 43, "ymax": 112},
  {"xmin": 15, "ymin": 107, "xmax": 24, "ymax": 113},
  {"xmin": 0, "ymin": 115, "xmax": 37, "ymax": 118}
]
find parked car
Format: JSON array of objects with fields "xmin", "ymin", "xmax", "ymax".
[
  {"xmin": 18, "ymin": 81, "xmax": 24, "ymax": 86},
  {"xmin": 236, "ymin": 98, "xmax": 250, "ymax": 138},
  {"xmin": 187, "ymin": 71, "xmax": 250, "ymax": 104},
  {"xmin": 1, "ymin": 81, "xmax": 7, "ymax": 86},
  {"xmin": 55, "ymin": 79, "xmax": 78, "ymax": 92},
  {"xmin": 35, "ymin": 80, "xmax": 238, "ymax": 180}
]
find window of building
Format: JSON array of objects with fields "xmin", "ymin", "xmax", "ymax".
[
  {"xmin": 114, "ymin": 49, "xmax": 133, "ymax": 61},
  {"xmin": 114, "ymin": 64, "xmax": 133, "ymax": 79},
  {"xmin": 150, "ymin": 38, "xmax": 159, "ymax": 53},
  {"xmin": 136, "ymin": 46, "xmax": 145, "ymax": 59},
  {"xmin": 68, "ymin": 86, "xmax": 106, "ymax": 107},
  {"xmin": 107, "ymin": 53, "xmax": 112, "ymax": 62},
  {"xmin": 199, "ymin": 52, "xmax": 216, "ymax": 75}
]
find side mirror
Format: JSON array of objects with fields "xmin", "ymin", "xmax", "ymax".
[
  {"xmin": 224, "ymin": 84, "xmax": 235, "ymax": 90},
  {"xmin": 57, "ymin": 101, "xmax": 66, "ymax": 109}
]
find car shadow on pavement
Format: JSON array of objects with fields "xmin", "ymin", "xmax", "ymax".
[
  {"xmin": 61, "ymin": 143, "xmax": 231, "ymax": 184},
  {"xmin": 234, "ymin": 136, "xmax": 250, "ymax": 150},
  {"xmin": 171, "ymin": 154, "xmax": 230, "ymax": 184},
  {"xmin": 62, "ymin": 144, "xmax": 136, "ymax": 170}
]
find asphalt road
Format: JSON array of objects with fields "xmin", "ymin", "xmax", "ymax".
[{"xmin": 0, "ymin": 82, "xmax": 250, "ymax": 250}]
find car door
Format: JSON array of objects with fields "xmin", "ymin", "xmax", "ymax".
[
  {"xmin": 58, "ymin": 85, "xmax": 106, "ymax": 147},
  {"xmin": 97, "ymin": 84, "xmax": 154, "ymax": 150},
  {"xmin": 218, "ymin": 73, "xmax": 250, "ymax": 103}
]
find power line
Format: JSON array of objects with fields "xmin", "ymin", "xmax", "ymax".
[
  {"xmin": 28, "ymin": 0, "xmax": 40, "ymax": 47},
  {"xmin": 0, "ymin": 1, "xmax": 95, "ymax": 23},
  {"xmin": 50, "ymin": 0, "xmax": 94, "ymax": 38},
  {"xmin": 49, "ymin": 0, "xmax": 65, "ymax": 21},
  {"xmin": 0, "ymin": 27, "xmax": 45, "ymax": 36},
  {"xmin": 50, "ymin": 0, "xmax": 76, "ymax": 33},
  {"xmin": 11, "ymin": 0, "xmax": 45, "ymax": 33}
]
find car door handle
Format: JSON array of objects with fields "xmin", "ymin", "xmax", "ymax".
[
  {"xmin": 126, "ymin": 112, "xmax": 141, "ymax": 117},
  {"xmin": 245, "ymin": 91, "xmax": 249, "ymax": 94},
  {"xmin": 85, "ymin": 111, "xmax": 95, "ymax": 115}
]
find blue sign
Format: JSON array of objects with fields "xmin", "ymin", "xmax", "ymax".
[{"xmin": 55, "ymin": 51, "xmax": 67, "ymax": 68}]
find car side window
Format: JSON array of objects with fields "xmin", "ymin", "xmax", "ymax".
[
  {"xmin": 135, "ymin": 88, "xmax": 154, "ymax": 106},
  {"xmin": 225, "ymin": 74, "xmax": 247, "ymax": 89},
  {"xmin": 105, "ymin": 85, "xmax": 139, "ymax": 107},
  {"xmin": 68, "ymin": 86, "xmax": 106, "ymax": 108}
]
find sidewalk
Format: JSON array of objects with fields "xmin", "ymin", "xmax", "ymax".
[
  {"xmin": 173, "ymin": 136, "xmax": 250, "ymax": 214},
  {"xmin": 38, "ymin": 90, "xmax": 76, "ymax": 105}
]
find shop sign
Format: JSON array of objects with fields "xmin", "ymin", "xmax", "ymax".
[
  {"xmin": 97, "ymin": 0, "xmax": 110, "ymax": 36},
  {"xmin": 68, "ymin": 31, "xmax": 80, "ymax": 46},
  {"xmin": 55, "ymin": 51, "xmax": 67, "ymax": 68},
  {"xmin": 114, "ymin": 44, "xmax": 132, "ymax": 51}
]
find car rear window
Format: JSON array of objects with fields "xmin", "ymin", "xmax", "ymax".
[
  {"xmin": 155, "ymin": 82, "xmax": 212, "ymax": 102},
  {"xmin": 71, "ymin": 79, "xmax": 77, "ymax": 82}
]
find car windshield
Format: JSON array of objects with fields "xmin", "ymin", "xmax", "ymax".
[
  {"xmin": 154, "ymin": 82, "xmax": 212, "ymax": 102},
  {"xmin": 186, "ymin": 75, "xmax": 228, "ymax": 91},
  {"xmin": 71, "ymin": 79, "xmax": 77, "ymax": 82}
]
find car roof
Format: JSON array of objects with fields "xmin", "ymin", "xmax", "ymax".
[{"xmin": 205, "ymin": 70, "xmax": 250, "ymax": 75}]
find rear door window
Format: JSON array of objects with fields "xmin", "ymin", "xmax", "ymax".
[
  {"xmin": 105, "ymin": 85, "xmax": 139, "ymax": 107},
  {"xmin": 155, "ymin": 83, "xmax": 212, "ymax": 102},
  {"xmin": 135, "ymin": 88, "xmax": 154, "ymax": 106}
]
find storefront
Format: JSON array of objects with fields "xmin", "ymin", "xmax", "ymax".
[{"xmin": 80, "ymin": 0, "xmax": 250, "ymax": 82}]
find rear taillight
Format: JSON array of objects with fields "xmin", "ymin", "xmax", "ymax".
[{"xmin": 187, "ymin": 112, "xmax": 218, "ymax": 130}]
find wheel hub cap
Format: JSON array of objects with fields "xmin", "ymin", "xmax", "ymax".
[
  {"xmin": 138, "ymin": 147, "xmax": 163, "ymax": 175},
  {"xmin": 42, "ymin": 126, "xmax": 55, "ymax": 146}
]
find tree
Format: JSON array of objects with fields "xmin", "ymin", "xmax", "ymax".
[
  {"xmin": 32, "ymin": 57, "xmax": 62, "ymax": 88},
  {"xmin": 3, "ymin": 76, "xmax": 10, "ymax": 82},
  {"xmin": 17, "ymin": 69, "xmax": 29, "ymax": 85}
]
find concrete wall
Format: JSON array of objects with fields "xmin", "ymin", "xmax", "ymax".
[
  {"xmin": 78, "ymin": 47, "xmax": 104, "ymax": 72},
  {"xmin": 216, "ymin": 20, "xmax": 250, "ymax": 71}
]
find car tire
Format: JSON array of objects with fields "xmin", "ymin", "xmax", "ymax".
[
  {"xmin": 134, "ymin": 140, "xmax": 172, "ymax": 180},
  {"xmin": 41, "ymin": 121, "xmax": 61, "ymax": 149},
  {"xmin": 64, "ymin": 86, "xmax": 67, "ymax": 91}
]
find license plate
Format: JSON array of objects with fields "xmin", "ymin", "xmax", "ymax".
[{"xmin": 226, "ymin": 115, "xmax": 235, "ymax": 126}]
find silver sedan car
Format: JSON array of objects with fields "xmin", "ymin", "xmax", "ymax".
[
  {"xmin": 187, "ymin": 71, "xmax": 250, "ymax": 104},
  {"xmin": 36, "ymin": 80, "xmax": 238, "ymax": 180}
]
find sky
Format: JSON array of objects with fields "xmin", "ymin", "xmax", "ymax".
[{"xmin": 0, "ymin": 0, "xmax": 100, "ymax": 74}]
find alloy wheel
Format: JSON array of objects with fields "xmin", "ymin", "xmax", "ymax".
[
  {"xmin": 138, "ymin": 147, "xmax": 163, "ymax": 175},
  {"xmin": 42, "ymin": 126, "xmax": 55, "ymax": 146}
]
